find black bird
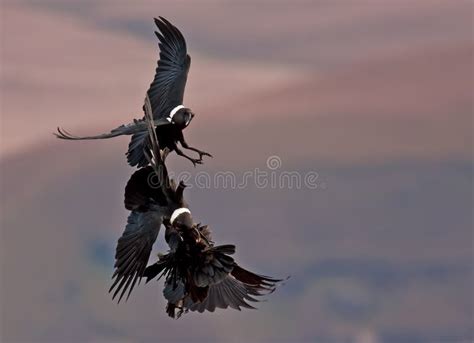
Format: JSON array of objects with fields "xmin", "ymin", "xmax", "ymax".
[
  {"xmin": 109, "ymin": 103, "xmax": 282, "ymax": 314},
  {"xmin": 109, "ymin": 109, "xmax": 187, "ymax": 302},
  {"xmin": 55, "ymin": 17, "xmax": 211, "ymax": 167},
  {"xmin": 109, "ymin": 164, "xmax": 186, "ymax": 303},
  {"xmin": 143, "ymin": 213, "xmax": 281, "ymax": 318}
]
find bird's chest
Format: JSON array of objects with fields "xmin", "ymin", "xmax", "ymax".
[{"xmin": 155, "ymin": 126, "xmax": 181, "ymax": 149}]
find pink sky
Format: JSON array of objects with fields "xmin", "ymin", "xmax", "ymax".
[{"xmin": 1, "ymin": 1, "xmax": 472, "ymax": 342}]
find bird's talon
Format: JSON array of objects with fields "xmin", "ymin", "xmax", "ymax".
[
  {"xmin": 199, "ymin": 152, "xmax": 213, "ymax": 159},
  {"xmin": 191, "ymin": 159, "xmax": 203, "ymax": 167}
]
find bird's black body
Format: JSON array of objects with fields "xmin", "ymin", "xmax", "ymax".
[
  {"xmin": 126, "ymin": 118, "xmax": 210, "ymax": 167},
  {"xmin": 114, "ymin": 163, "xmax": 281, "ymax": 317},
  {"xmin": 55, "ymin": 17, "xmax": 211, "ymax": 167},
  {"xmin": 144, "ymin": 223, "xmax": 280, "ymax": 318}
]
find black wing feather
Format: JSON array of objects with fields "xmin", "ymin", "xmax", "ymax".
[
  {"xmin": 147, "ymin": 17, "xmax": 191, "ymax": 119},
  {"xmin": 231, "ymin": 264, "xmax": 282, "ymax": 289},
  {"xmin": 184, "ymin": 277, "xmax": 265, "ymax": 313},
  {"xmin": 109, "ymin": 211, "xmax": 161, "ymax": 302}
]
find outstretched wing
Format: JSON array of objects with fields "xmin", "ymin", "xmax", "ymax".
[
  {"xmin": 109, "ymin": 211, "xmax": 162, "ymax": 303},
  {"xmin": 54, "ymin": 117, "xmax": 169, "ymax": 143},
  {"xmin": 54, "ymin": 127, "xmax": 126, "ymax": 140},
  {"xmin": 148, "ymin": 16, "xmax": 191, "ymax": 119},
  {"xmin": 54, "ymin": 119, "xmax": 154, "ymax": 141},
  {"xmin": 184, "ymin": 276, "xmax": 268, "ymax": 313},
  {"xmin": 186, "ymin": 264, "xmax": 282, "ymax": 313}
]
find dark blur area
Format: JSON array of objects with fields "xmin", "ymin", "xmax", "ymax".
[{"xmin": 1, "ymin": 1, "xmax": 472, "ymax": 342}]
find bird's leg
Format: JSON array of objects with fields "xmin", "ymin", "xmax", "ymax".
[
  {"xmin": 179, "ymin": 137, "xmax": 213, "ymax": 160},
  {"xmin": 174, "ymin": 146, "xmax": 202, "ymax": 167}
]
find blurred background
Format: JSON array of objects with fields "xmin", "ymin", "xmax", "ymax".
[{"xmin": 1, "ymin": 1, "xmax": 472, "ymax": 342}]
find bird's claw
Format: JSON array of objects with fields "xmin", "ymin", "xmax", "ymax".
[
  {"xmin": 198, "ymin": 151, "xmax": 213, "ymax": 159},
  {"xmin": 191, "ymin": 159, "xmax": 203, "ymax": 167}
]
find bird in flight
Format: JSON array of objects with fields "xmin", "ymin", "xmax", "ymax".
[
  {"xmin": 109, "ymin": 97, "xmax": 282, "ymax": 315},
  {"xmin": 144, "ymin": 215, "xmax": 280, "ymax": 318},
  {"xmin": 55, "ymin": 17, "xmax": 211, "ymax": 167}
]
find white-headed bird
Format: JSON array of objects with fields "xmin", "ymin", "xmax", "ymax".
[{"xmin": 55, "ymin": 17, "xmax": 211, "ymax": 167}]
